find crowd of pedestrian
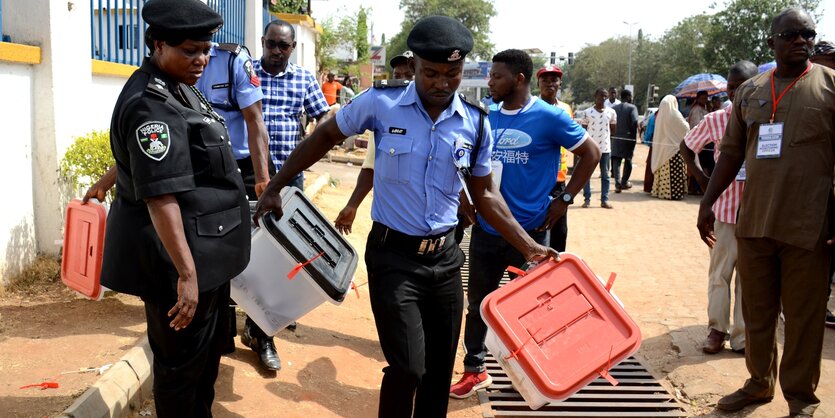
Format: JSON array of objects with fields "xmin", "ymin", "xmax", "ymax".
[{"xmin": 82, "ymin": 1, "xmax": 833, "ymax": 417}]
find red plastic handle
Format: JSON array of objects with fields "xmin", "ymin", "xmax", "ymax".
[{"xmin": 287, "ymin": 251, "xmax": 325, "ymax": 280}]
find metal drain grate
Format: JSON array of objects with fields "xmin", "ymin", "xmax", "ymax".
[
  {"xmin": 477, "ymin": 355, "xmax": 686, "ymax": 417},
  {"xmin": 458, "ymin": 229, "xmax": 686, "ymax": 417}
]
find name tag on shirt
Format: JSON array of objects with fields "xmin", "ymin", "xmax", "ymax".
[
  {"xmin": 756, "ymin": 123, "xmax": 783, "ymax": 159},
  {"xmin": 453, "ymin": 137, "xmax": 471, "ymax": 169},
  {"xmin": 735, "ymin": 161, "xmax": 747, "ymax": 181}
]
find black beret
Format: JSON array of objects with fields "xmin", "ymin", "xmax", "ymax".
[
  {"xmin": 407, "ymin": 16, "xmax": 473, "ymax": 63},
  {"xmin": 142, "ymin": 0, "xmax": 223, "ymax": 42}
]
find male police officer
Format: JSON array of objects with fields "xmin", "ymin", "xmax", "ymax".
[{"xmin": 254, "ymin": 15, "xmax": 559, "ymax": 418}]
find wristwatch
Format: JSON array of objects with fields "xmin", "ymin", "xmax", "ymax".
[{"xmin": 556, "ymin": 191, "xmax": 574, "ymax": 205}]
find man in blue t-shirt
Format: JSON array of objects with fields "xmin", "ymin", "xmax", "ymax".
[{"xmin": 450, "ymin": 49, "xmax": 601, "ymax": 399}]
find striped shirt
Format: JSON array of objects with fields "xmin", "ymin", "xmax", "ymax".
[
  {"xmin": 252, "ymin": 60, "xmax": 330, "ymax": 170},
  {"xmin": 683, "ymin": 105, "xmax": 743, "ymax": 224}
]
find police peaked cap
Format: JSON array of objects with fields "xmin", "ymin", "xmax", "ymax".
[
  {"xmin": 407, "ymin": 16, "xmax": 473, "ymax": 63},
  {"xmin": 142, "ymin": 0, "xmax": 223, "ymax": 42}
]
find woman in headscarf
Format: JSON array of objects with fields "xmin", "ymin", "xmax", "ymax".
[{"xmin": 650, "ymin": 95, "xmax": 690, "ymax": 200}]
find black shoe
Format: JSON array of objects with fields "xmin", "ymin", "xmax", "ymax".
[
  {"xmin": 826, "ymin": 310, "xmax": 835, "ymax": 328},
  {"xmin": 286, "ymin": 321, "xmax": 298, "ymax": 332},
  {"xmin": 241, "ymin": 326, "xmax": 281, "ymax": 371},
  {"xmin": 717, "ymin": 389, "xmax": 772, "ymax": 412}
]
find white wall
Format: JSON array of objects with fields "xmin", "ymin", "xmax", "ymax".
[
  {"xmin": 0, "ymin": 62, "xmax": 36, "ymax": 283},
  {"xmin": 89, "ymin": 75, "xmax": 128, "ymax": 130},
  {"xmin": 292, "ymin": 24, "xmax": 318, "ymax": 75}
]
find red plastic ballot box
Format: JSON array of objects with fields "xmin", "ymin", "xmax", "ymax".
[
  {"xmin": 231, "ymin": 187, "xmax": 358, "ymax": 336},
  {"xmin": 480, "ymin": 254, "xmax": 641, "ymax": 409},
  {"xmin": 61, "ymin": 199, "xmax": 107, "ymax": 300}
]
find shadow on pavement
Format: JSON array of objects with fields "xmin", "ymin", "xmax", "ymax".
[
  {"xmin": 280, "ymin": 323, "xmax": 385, "ymax": 363},
  {"xmin": 266, "ymin": 357, "xmax": 377, "ymax": 418}
]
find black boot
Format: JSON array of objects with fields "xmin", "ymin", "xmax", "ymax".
[{"xmin": 241, "ymin": 322, "xmax": 281, "ymax": 371}]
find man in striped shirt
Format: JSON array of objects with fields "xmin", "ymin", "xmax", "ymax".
[
  {"xmin": 254, "ymin": 19, "xmax": 330, "ymax": 190},
  {"xmin": 680, "ymin": 60, "xmax": 758, "ymax": 355}
]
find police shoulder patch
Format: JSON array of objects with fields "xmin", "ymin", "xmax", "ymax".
[
  {"xmin": 243, "ymin": 59, "xmax": 260, "ymax": 87},
  {"xmin": 136, "ymin": 121, "xmax": 171, "ymax": 161}
]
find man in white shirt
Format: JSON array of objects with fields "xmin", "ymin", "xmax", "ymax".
[
  {"xmin": 604, "ymin": 86, "xmax": 621, "ymax": 108},
  {"xmin": 582, "ymin": 88, "xmax": 618, "ymax": 208}
]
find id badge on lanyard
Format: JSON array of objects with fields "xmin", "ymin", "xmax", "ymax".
[{"xmin": 756, "ymin": 122, "xmax": 783, "ymax": 159}]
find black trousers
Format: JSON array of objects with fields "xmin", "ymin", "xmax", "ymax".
[
  {"xmin": 144, "ymin": 283, "xmax": 230, "ymax": 418},
  {"xmin": 463, "ymin": 225, "xmax": 548, "ymax": 372},
  {"xmin": 365, "ymin": 223, "xmax": 465, "ymax": 418},
  {"xmin": 548, "ymin": 182, "xmax": 568, "ymax": 252},
  {"xmin": 235, "ymin": 155, "xmax": 277, "ymax": 201}
]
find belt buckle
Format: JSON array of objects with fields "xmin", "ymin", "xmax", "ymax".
[
  {"xmin": 418, "ymin": 235, "xmax": 447, "ymax": 256},
  {"xmin": 418, "ymin": 239, "xmax": 429, "ymax": 255}
]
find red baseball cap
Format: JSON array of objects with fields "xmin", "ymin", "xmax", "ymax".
[{"xmin": 537, "ymin": 65, "xmax": 563, "ymax": 78}]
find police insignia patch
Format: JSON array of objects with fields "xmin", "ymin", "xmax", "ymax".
[
  {"xmin": 244, "ymin": 59, "xmax": 260, "ymax": 87},
  {"xmin": 136, "ymin": 121, "xmax": 171, "ymax": 161}
]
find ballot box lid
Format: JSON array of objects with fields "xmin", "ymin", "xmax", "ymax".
[
  {"xmin": 480, "ymin": 254, "xmax": 642, "ymax": 400},
  {"xmin": 262, "ymin": 187, "xmax": 357, "ymax": 302},
  {"xmin": 61, "ymin": 199, "xmax": 107, "ymax": 300}
]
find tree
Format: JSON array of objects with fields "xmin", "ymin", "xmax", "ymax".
[
  {"xmin": 355, "ymin": 7, "xmax": 370, "ymax": 62},
  {"xmin": 704, "ymin": 0, "xmax": 822, "ymax": 72},
  {"xmin": 655, "ymin": 14, "xmax": 712, "ymax": 95},
  {"xmin": 564, "ymin": 38, "xmax": 631, "ymax": 105},
  {"xmin": 268, "ymin": 0, "xmax": 308, "ymax": 14},
  {"xmin": 315, "ymin": 15, "xmax": 355, "ymax": 75},
  {"xmin": 386, "ymin": 0, "xmax": 497, "ymax": 63}
]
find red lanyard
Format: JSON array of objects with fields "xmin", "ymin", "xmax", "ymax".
[{"xmin": 769, "ymin": 64, "xmax": 811, "ymax": 123}]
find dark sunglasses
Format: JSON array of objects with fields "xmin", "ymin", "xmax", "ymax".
[
  {"xmin": 771, "ymin": 29, "xmax": 817, "ymax": 41},
  {"xmin": 265, "ymin": 40, "xmax": 293, "ymax": 51}
]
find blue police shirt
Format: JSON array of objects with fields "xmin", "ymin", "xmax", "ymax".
[
  {"xmin": 196, "ymin": 44, "xmax": 264, "ymax": 160},
  {"xmin": 336, "ymin": 83, "xmax": 493, "ymax": 236}
]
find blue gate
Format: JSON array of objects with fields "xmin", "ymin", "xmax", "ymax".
[
  {"xmin": 208, "ymin": 0, "xmax": 245, "ymax": 45},
  {"xmin": 90, "ymin": 0, "xmax": 246, "ymax": 67}
]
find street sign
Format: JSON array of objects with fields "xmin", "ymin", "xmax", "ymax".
[{"xmin": 370, "ymin": 46, "xmax": 386, "ymax": 67}]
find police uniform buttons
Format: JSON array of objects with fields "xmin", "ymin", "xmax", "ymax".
[
  {"xmin": 237, "ymin": 168, "xmax": 242, "ymax": 173},
  {"xmin": 389, "ymin": 148, "xmax": 395, "ymax": 155},
  {"xmin": 228, "ymin": 141, "xmax": 232, "ymax": 146},
  {"xmin": 428, "ymin": 156, "xmax": 433, "ymax": 160},
  {"xmin": 431, "ymin": 126, "xmax": 436, "ymax": 131},
  {"xmin": 218, "ymin": 225, "xmax": 224, "ymax": 232}
]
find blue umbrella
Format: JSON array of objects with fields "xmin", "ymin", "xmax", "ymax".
[
  {"xmin": 758, "ymin": 61, "xmax": 776, "ymax": 73},
  {"xmin": 672, "ymin": 73, "xmax": 727, "ymax": 98}
]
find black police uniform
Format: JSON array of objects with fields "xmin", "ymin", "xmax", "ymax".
[
  {"xmin": 101, "ymin": 2, "xmax": 249, "ymax": 415},
  {"xmin": 102, "ymin": 57, "xmax": 250, "ymax": 417}
]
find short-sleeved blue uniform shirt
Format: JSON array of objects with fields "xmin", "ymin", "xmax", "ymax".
[
  {"xmin": 336, "ymin": 83, "xmax": 493, "ymax": 236},
  {"xmin": 478, "ymin": 97, "xmax": 587, "ymax": 235},
  {"xmin": 196, "ymin": 44, "xmax": 264, "ymax": 160}
]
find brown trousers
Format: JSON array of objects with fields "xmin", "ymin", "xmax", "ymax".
[{"xmin": 736, "ymin": 237, "xmax": 830, "ymax": 415}]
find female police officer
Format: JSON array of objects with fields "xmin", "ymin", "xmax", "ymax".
[{"xmin": 99, "ymin": 0, "xmax": 250, "ymax": 416}]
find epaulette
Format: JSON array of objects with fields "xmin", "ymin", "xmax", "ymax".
[
  {"xmin": 373, "ymin": 79, "xmax": 411, "ymax": 89},
  {"xmin": 145, "ymin": 76, "xmax": 172, "ymax": 101},
  {"xmin": 216, "ymin": 43, "xmax": 243, "ymax": 55},
  {"xmin": 459, "ymin": 93, "xmax": 488, "ymax": 116}
]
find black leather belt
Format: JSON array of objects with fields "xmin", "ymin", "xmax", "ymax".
[{"xmin": 372, "ymin": 222, "xmax": 454, "ymax": 256}]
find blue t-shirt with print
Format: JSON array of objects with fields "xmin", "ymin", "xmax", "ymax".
[{"xmin": 478, "ymin": 97, "xmax": 587, "ymax": 235}]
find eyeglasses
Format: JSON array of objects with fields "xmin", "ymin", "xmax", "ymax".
[
  {"xmin": 265, "ymin": 40, "xmax": 293, "ymax": 51},
  {"xmin": 771, "ymin": 29, "xmax": 817, "ymax": 41}
]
